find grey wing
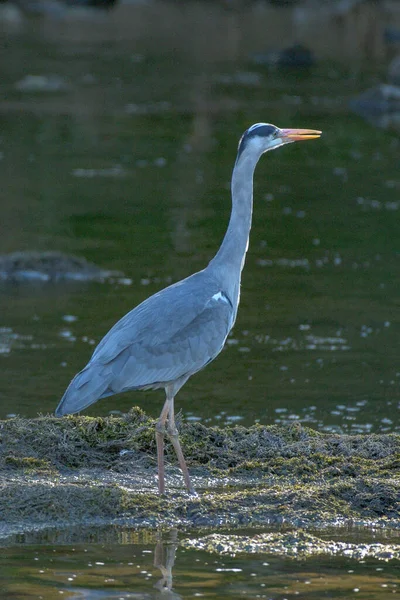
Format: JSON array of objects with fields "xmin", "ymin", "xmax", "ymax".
[
  {"xmin": 109, "ymin": 295, "xmax": 233, "ymax": 393},
  {"xmin": 56, "ymin": 277, "xmax": 233, "ymax": 416},
  {"xmin": 91, "ymin": 274, "xmax": 223, "ymax": 363}
]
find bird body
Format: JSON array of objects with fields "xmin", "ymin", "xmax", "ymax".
[
  {"xmin": 56, "ymin": 123, "xmax": 321, "ymax": 494},
  {"xmin": 58, "ymin": 270, "xmax": 234, "ymax": 413}
]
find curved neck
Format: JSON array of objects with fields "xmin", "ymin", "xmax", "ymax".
[{"xmin": 209, "ymin": 152, "xmax": 259, "ymax": 293}]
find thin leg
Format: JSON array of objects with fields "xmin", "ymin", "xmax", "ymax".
[
  {"xmin": 166, "ymin": 396, "xmax": 197, "ymax": 496},
  {"xmin": 156, "ymin": 398, "xmax": 171, "ymax": 495}
]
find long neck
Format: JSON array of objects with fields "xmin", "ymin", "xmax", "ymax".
[{"xmin": 209, "ymin": 152, "xmax": 259, "ymax": 293}]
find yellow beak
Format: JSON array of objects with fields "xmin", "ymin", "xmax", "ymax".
[{"xmin": 279, "ymin": 128, "xmax": 322, "ymax": 142}]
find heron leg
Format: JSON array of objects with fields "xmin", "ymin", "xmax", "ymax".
[
  {"xmin": 155, "ymin": 398, "xmax": 171, "ymax": 495},
  {"xmin": 166, "ymin": 396, "xmax": 196, "ymax": 496}
]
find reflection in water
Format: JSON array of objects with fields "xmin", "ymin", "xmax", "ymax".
[
  {"xmin": 169, "ymin": 79, "xmax": 213, "ymax": 256},
  {"xmin": 5, "ymin": 0, "xmax": 394, "ymax": 62},
  {"xmin": 153, "ymin": 529, "xmax": 180, "ymax": 598},
  {"xmin": 59, "ymin": 529, "xmax": 181, "ymax": 598},
  {"xmin": 0, "ymin": 327, "xmax": 33, "ymax": 355},
  {"xmin": 1, "ymin": 526, "xmax": 400, "ymax": 598},
  {"xmin": 64, "ymin": 531, "xmax": 180, "ymax": 599}
]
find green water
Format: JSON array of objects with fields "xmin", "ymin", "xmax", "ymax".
[
  {"xmin": 1, "ymin": 528, "xmax": 399, "ymax": 599},
  {"xmin": 0, "ymin": 2, "xmax": 399, "ymax": 596},
  {"xmin": 1, "ymin": 37, "xmax": 399, "ymax": 432}
]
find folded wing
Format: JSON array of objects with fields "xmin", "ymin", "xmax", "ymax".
[{"xmin": 56, "ymin": 272, "xmax": 234, "ymax": 415}]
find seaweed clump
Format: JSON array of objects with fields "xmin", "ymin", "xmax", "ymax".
[{"xmin": 0, "ymin": 409, "xmax": 400, "ymax": 537}]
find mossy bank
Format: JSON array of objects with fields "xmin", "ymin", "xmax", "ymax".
[{"xmin": 1, "ymin": 408, "xmax": 399, "ymax": 545}]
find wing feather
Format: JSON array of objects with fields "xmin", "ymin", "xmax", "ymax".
[
  {"xmin": 91, "ymin": 271, "xmax": 224, "ymax": 363},
  {"xmin": 56, "ymin": 271, "xmax": 234, "ymax": 415},
  {"xmin": 110, "ymin": 299, "xmax": 232, "ymax": 391}
]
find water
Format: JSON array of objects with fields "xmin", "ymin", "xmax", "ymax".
[
  {"xmin": 0, "ymin": 2, "xmax": 400, "ymax": 596},
  {"xmin": 1, "ymin": 528, "xmax": 399, "ymax": 599},
  {"xmin": 1, "ymin": 7, "xmax": 399, "ymax": 433}
]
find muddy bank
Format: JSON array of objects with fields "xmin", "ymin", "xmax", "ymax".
[
  {"xmin": 0, "ymin": 251, "xmax": 120, "ymax": 282},
  {"xmin": 1, "ymin": 409, "xmax": 399, "ymax": 543}
]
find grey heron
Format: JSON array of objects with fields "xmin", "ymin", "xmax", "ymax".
[{"xmin": 55, "ymin": 123, "xmax": 321, "ymax": 495}]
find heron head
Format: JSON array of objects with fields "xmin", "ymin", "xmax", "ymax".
[{"xmin": 237, "ymin": 123, "xmax": 321, "ymax": 159}]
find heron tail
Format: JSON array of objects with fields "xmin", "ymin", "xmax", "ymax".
[{"xmin": 55, "ymin": 362, "xmax": 113, "ymax": 416}]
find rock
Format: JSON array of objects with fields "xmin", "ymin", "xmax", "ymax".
[
  {"xmin": 350, "ymin": 83, "xmax": 400, "ymax": 129},
  {"xmin": 0, "ymin": 251, "xmax": 120, "ymax": 282},
  {"xmin": 252, "ymin": 43, "xmax": 315, "ymax": 68}
]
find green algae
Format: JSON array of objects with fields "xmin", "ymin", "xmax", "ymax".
[
  {"xmin": 1, "ymin": 408, "xmax": 154, "ymax": 469},
  {"xmin": 181, "ymin": 531, "xmax": 400, "ymax": 561},
  {"xmin": 1, "ymin": 408, "xmax": 400, "ymax": 539},
  {"xmin": 4, "ymin": 455, "xmax": 55, "ymax": 475},
  {"xmin": 3, "ymin": 408, "xmax": 399, "ymax": 471}
]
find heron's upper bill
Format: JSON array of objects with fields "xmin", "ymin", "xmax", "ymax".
[{"xmin": 279, "ymin": 128, "xmax": 322, "ymax": 142}]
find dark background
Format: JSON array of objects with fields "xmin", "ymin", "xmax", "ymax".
[{"xmin": 0, "ymin": 0, "xmax": 399, "ymax": 434}]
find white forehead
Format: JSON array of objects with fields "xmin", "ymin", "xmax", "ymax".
[{"xmin": 247, "ymin": 122, "xmax": 272, "ymax": 133}]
